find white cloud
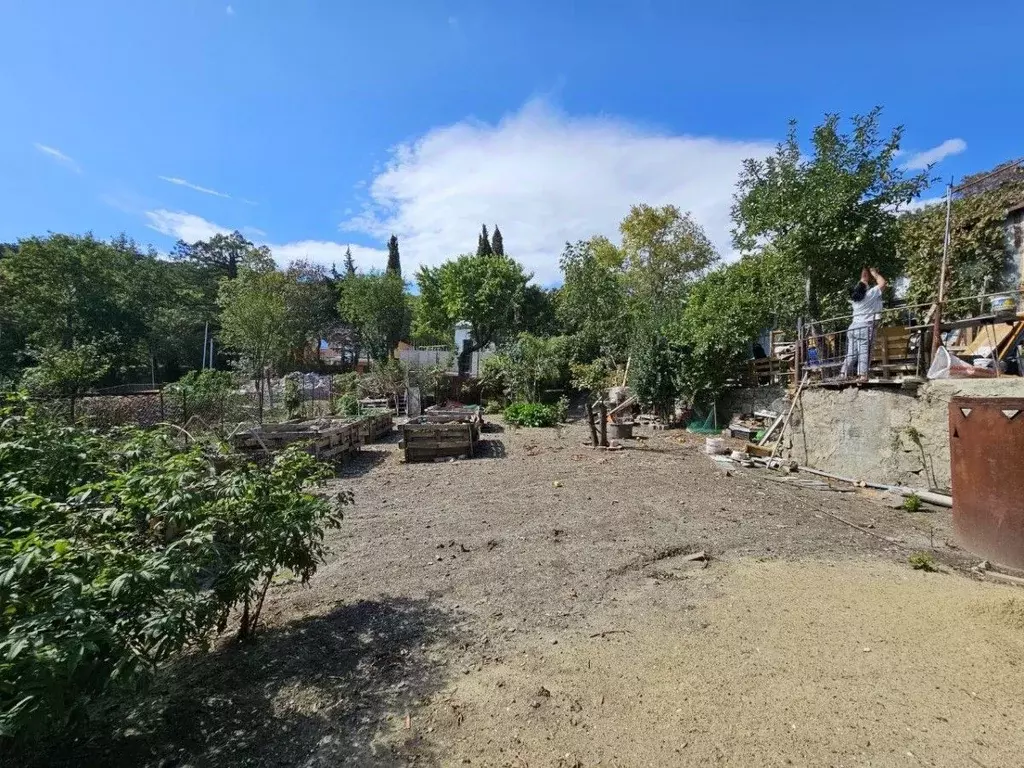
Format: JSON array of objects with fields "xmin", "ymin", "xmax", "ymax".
[
  {"xmin": 899, "ymin": 196, "xmax": 946, "ymax": 214},
  {"xmin": 145, "ymin": 209, "xmax": 230, "ymax": 243},
  {"xmin": 903, "ymin": 139, "xmax": 967, "ymax": 171},
  {"xmin": 342, "ymin": 100, "xmax": 775, "ymax": 284},
  {"xmin": 226, "ymin": 5, "xmax": 235, "ymax": 15},
  {"xmin": 34, "ymin": 143, "xmax": 81, "ymax": 173},
  {"xmin": 270, "ymin": 240, "xmax": 388, "ymax": 271},
  {"xmin": 143, "ymin": 208, "xmax": 387, "ymax": 270},
  {"xmin": 159, "ymin": 175, "xmax": 232, "ymax": 199}
]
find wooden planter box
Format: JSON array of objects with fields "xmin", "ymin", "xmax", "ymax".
[
  {"xmin": 398, "ymin": 419, "xmax": 479, "ymax": 462},
  {"xmin": 357, "ymin": 411, "xmax": 394, "ymax": 443},
  {"xmin": 231, "ymin": 418, "xmax": 362, "ymax": 462},
  {"xmin": 422, "ymin": 404, "xmax": 484, "ymax": 427}
]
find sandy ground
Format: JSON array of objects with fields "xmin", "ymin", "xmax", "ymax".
[{"xmin": 53, "ymin": 420, "xmax": 1024, "ymax": 768}]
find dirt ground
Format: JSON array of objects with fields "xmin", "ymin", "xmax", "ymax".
[{"xmin": 61, "ymin": 420, "xmax": 1024, "ymax": 768}]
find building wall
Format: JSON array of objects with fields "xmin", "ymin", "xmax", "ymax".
[{"xmin": 783, "ymin": 378, "xmax": 1024, "ymax": 492}]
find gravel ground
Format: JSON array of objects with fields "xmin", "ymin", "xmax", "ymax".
[{"xmin": 60, "ymin": 420, "xmax": 1024, "ymax": 768}]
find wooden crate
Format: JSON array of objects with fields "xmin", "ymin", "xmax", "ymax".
[
  {"xmin": 231, "ymin": 418, "xmax": 363, "ymax": 462},
  {"xmin": 422, "ymin": 404, "xmax": 484, "ymax": 427},
  {"xmin": 398, "ymin": 419, "xmax": 478, "ymax": 462},
  {"xmin": 357, "ymin": 411, "xmax": 394, "ymax": 443}
]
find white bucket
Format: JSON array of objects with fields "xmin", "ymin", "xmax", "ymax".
[{"xmin": 705, "ymin": 437, "xmax": 728, "ymax": 455}]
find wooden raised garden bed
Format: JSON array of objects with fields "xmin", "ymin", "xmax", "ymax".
[
  {"xmin": 422, "ymin": 404, "xmax": 484, "ymax": 427},
  {"xmin": 231, "ymin": 418, "xmax": 363, "ymax": 462},
  {"xmin": 358, "ymin": 410, "xmax": 394, "ymax": 443},
  {"xmin": 398, "ymin": 418, "xmax": 479, "ymax": 462}
]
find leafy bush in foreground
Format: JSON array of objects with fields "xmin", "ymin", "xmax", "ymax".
[
  {"xmin": 503, "ymin": 402, "xmax": 559, "ymax": 428},
  {"xmin": 0, "ymin": 393, "xmax": 348, "ymax": 744}
]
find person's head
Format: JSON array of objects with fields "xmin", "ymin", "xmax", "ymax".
[{"xmin": 850, "ymin": 281, "xmax": 867, "ymax": 302}]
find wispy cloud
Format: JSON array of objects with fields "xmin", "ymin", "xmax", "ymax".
[
  {"xmin": 158, "ymin": 175, "xmax": 232, "ymax": 199},
  {"xmin": 342, "ymin": 99, "xmax": 775, "ymax": 284},
  {"xmin": 145, "ymin": 210, "xmax": 230, "ymax": 243},
  {"xmin": 143, "ymin": 208, "xmax": 387, "ymax": 269},
  {"xmin": 903, "ymin": 138, "xmax": 967, "ymax": 171},
  {"xmin": 226, "ymin": 5, "xmax": 235, "ymax": 15},
  {"xmin": 34, "ymin": 143, "xmax": 81, "ymax": 173}
]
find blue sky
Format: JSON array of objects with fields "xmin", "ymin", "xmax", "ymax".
[{"xmin": 1, "ymin": 0, "xmax": 1020, "ymax": 284}]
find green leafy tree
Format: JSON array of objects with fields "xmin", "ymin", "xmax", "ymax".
[
  {"xmin": 676, "ymin": 249, "xmax": 804, "ymax": 403},
  {"xmin": 491, "ymin": 226, "xmax": 505, "ymax": 256},
  {"xmin": 172, "ymin": 230, "xmax": 267, "ymax": 280},
  {"xmin": 343, "ymin": 246, "xmax": 356, "ymax": 277},
  {"xmin": 732, "ymin": 109, "xmax": 930, "ymax": 316},
  {"xmin": 339, "ymin": 271, "xmax": 410, "ymax": 361},
  {"xmin": 20, "ymin": 343, "xmax": 111, "ymax": 400},
  {"xmin": 284, "ymin": 260, "xmax": 341, "ymax": 362},
  {"xmin": 630, "ymin": 326, "xmax": 682, "ymax": 421},
  {"xmin": 557, "ymin": 238, "xmax": 631, "ymax": 364},
  {"xmin": 476, "ymin": 224, "xmax": 493, "ymax": 257},
  {"xmin": 619, "ymin": 203, "xmax": 718, "ymax": 322},
  {"xmin": 414, "ymin": 253, "xmax": 529, "ymax": 352},
  {"xmin": 386, "ymin": 234, "xmax": 401, "ymax": 276},
  {"xmin": 217, "ymin": 261, "xmax": 297, "ymax": 419}
]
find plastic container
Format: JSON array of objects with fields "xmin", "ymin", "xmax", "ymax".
[
  {"xmin": 991, "ymin": 293, "xmax": 1017, "ymax": 314},
  {"xmin": 704, "ymin": 437, "xmax": 728, "ymax": 455}
]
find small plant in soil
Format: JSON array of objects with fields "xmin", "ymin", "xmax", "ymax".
[
  {"xmin": 902, "ymin": 493, "xmax": 922, "ymax": 513},
  {"xmin": 909, "ymin": 551, "xmax": 937, "ymax": 571}
]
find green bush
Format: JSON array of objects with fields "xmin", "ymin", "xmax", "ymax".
[
  {"xmin": 332, "ymin": 392, "xmax": 360, "ymax": 416},
  {"xmin": 0, "ymin": 393, "xmax": 349, "ymax": 745},
  {"xmin": 503, "ymin": 402, "xmax": 559, "ymax": 428}
]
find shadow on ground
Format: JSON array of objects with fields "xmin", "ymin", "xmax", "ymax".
[
  {"xmin": 476, "ymin": 437, "xmax": 506, "ymax": 459},
  {"xmin": 56, "ymin": 598, "xmax": 462, "ymax": 768}
]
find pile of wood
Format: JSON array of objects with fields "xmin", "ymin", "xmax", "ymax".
[
  {"xmin": 399, "ymin": 418, "xmax": 479, "ymax": 462},
  {"xmin": 231, "ymin": 418, "xmax": 363, "ymax": 462}
]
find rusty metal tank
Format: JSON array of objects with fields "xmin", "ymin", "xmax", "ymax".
[{"xmin": 949, "ymin": 397, "xmax": 1024, "ymax": 568}]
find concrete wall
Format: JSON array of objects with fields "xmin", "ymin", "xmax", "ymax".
[{"xmin": 784, "ymin": 378, "xmax": 1024, "ymax": 493}]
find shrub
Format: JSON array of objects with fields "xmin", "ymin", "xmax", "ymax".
[
  {"xmin": 332, "ymin": 392, "xmax": 360, "ymax": 416},
  {"xmin": 902, "ymin": 493, "xmax": 922, "ymax": 513},
  {"xmin": 503, "ymin": 402, "xmax": 559, "ymax": 428},
  {"xmin": 0, "ymin": 393, "xmax": 349, "ymax": 745},
  {"xmin": 909, "ymin": 551, "xmax": 937, "ymax": 571}
]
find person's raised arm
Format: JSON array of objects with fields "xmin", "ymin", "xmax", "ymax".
[{"xmin": 869, "ymin": 267, "xmax": 887, "ymax": 291}]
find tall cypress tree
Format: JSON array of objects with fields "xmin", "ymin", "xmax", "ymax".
[
  {"xmin": 491, "ymin": 225, "xmax": 504, "ymax": 256},
  {"xmin": 343, "ymin": 246, "xmax": 356, "ymax": 277},
  {"xmin": 386, "ymin": 235, "xmax": 401, "ymax": 276},
  {"xmin": 476, "ymin": 224, "xmax": 493, "ymax": 256}
]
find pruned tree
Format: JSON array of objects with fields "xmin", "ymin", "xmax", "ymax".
[{"xmin": 731, "ymin": 108, "xmax": 930, "ymax": 316}]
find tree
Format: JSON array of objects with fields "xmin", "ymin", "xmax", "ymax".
[
  {"xmin": 619, "ymin": 203, "xmax": 718, "ymax": 322},
  {"xmin": 476, "ymin": 224, "xmax": 493, "ymax": 257},
  {"xmin": 284, "ymin": 260, "xmax": 340, "ymax": 362},
  {"xmin": 339, "ymin": 271, "xmax": 410, "ymax": 361},
  {"xmin": 731, "ymin": 109, "xmax": 930, "ymax": 316},
  {"xmin": 20, "ymin": 343, "xmax": 111, "ymax": 401},
  {"xmin": 491, "ymin": 226, "xmax": 505, "ymax": 256},
  {"xmin": 557, "ymin": 238, "xmax": 630, "ymax": 364},
  {"xmin": 217, "ymin": 260, "xmax": 297, "ymax": 419},
  {"xmin": 386, "ymin": 235, "xmax": 401, "ymax": 276},
  {"xmin": 414, "ymin": 253, "xmax": 529, "ymax": 352},
  {"xmin": 173, "ymin": 230, "xmax": 267, "ymax": 280},
  {"xmin": 629, "ymin": 326, "xmax": 682, "ymax": 421},
  {"xmin": 675, "ymin": 249, "xmax": 804, "ymax": 403},
  {"xmin": 343, "ymin": 246, "xmax": 356, "ymax": 277}
]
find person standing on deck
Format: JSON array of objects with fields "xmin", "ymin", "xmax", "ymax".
[{"xmin": 839, "ymin": 266, "xmax": 886, "ymax": 382}]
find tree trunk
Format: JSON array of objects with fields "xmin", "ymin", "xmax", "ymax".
[
  {"xmin": 598, "ymin": 401, "xmax": 608, "ymax": 447},
  {"xmin": 586, "ymin": 401, "xmax": 599, "ymax": 446}
]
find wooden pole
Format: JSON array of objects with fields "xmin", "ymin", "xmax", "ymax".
[
  {"xmin": 598, "ymin": 401, "xmax": 608, "ymax": 447},
  {"xmin": 585, "ymin": 401, "xmax": 599, "ymax": 447}
]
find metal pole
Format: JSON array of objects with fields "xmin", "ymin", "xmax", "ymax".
[
  {"xmin": 932, "ymin": 182, "xmax": 953, "ymax": 354},
  {"xmin": 208, "ymin": 336, "xmax": 214, "ymax": 370}
]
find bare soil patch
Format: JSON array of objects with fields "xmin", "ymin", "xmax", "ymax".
[{"xmin": 56, "ymin": 420, "xmax": 1019, "ymax": 767}]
